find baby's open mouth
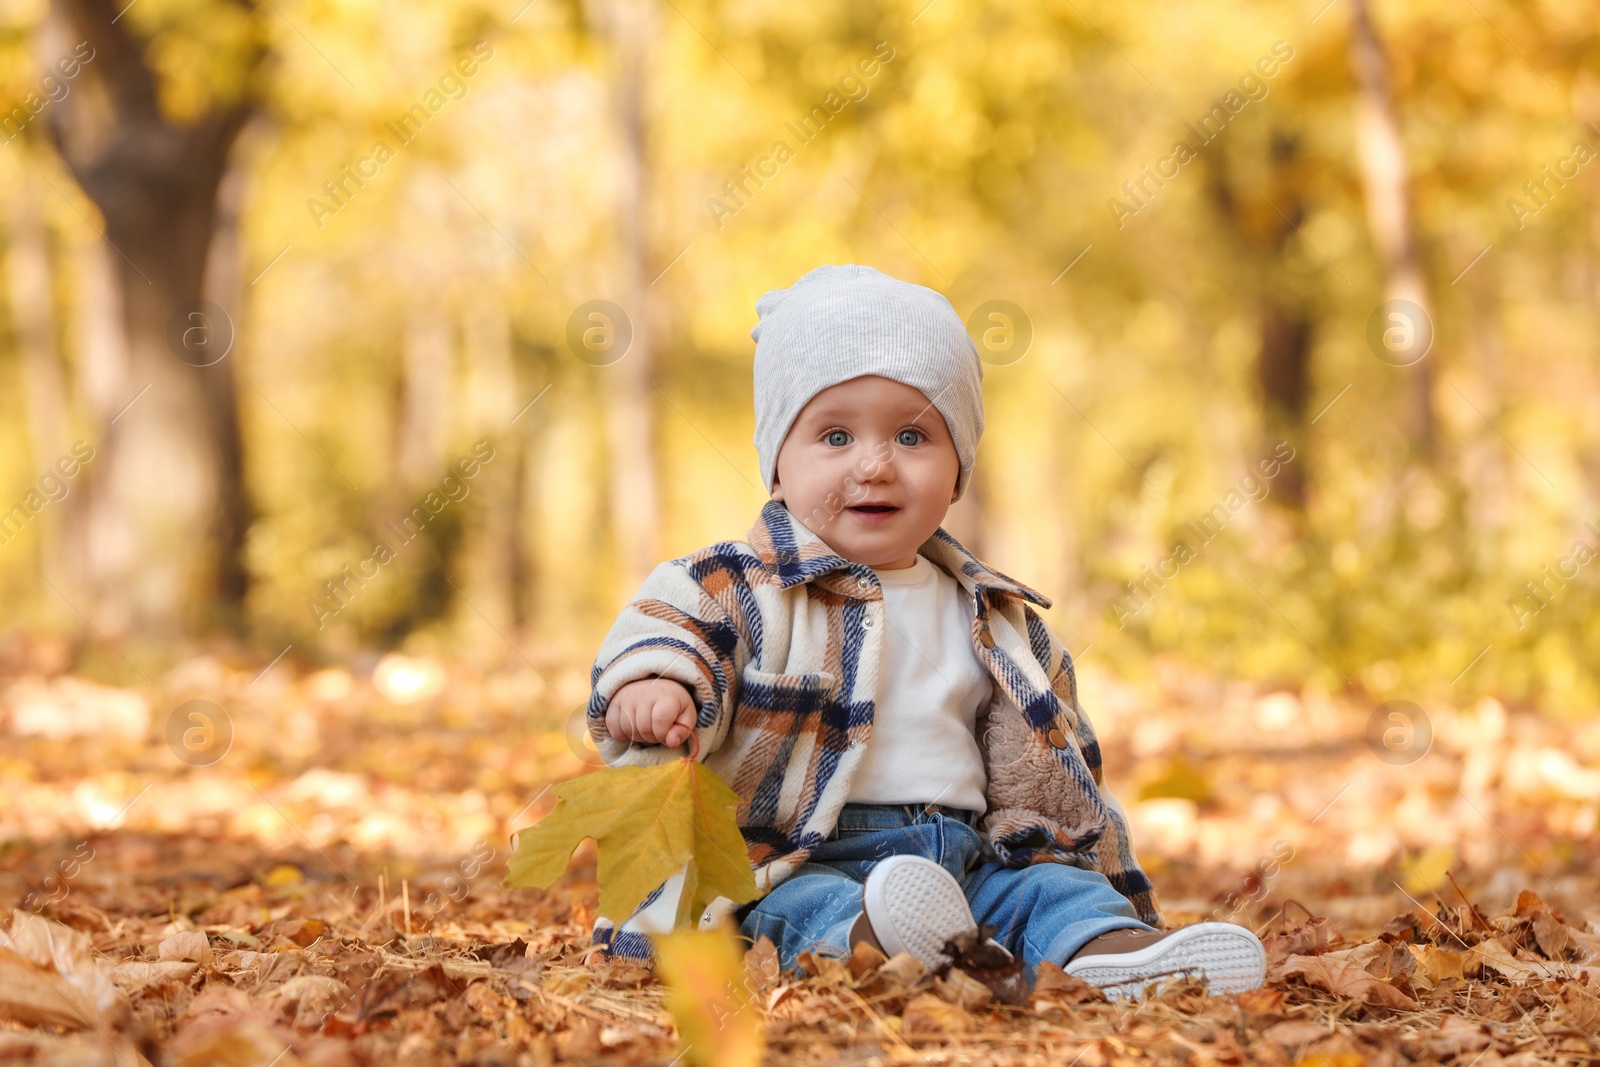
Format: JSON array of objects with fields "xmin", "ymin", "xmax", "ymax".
[{"xmin": 848, "ymin": 504, "xmax": 898, "ymax": 515}]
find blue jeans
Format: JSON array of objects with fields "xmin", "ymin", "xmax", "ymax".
[{"xmin": 736, "ymin": 802, "xmax": 1152, "ymax": 984}]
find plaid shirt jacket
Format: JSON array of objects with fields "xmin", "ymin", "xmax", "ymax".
[{"xmin": 585, "ymin": 499, "xmax": 1162, "ymax": 958}]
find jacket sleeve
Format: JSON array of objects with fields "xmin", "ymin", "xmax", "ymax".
[
  {"xmin": 1028, "ymin": 606, "xmax": 1165, "ymax": 930},
  {"xmin": 586, "ymin": 559, "xmax": 745, "ymax": 766}
]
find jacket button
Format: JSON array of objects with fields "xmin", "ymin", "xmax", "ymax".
[
  {"xmin": 1047, "ymin": 727, "xmax": 1069, "ymax": 749},
  {"xmin": 863, "ymin": 617, "xmax": 876, "ymax": 629},
  {"xmin": 979, "ymin": 628, "xmax": 995, "ymax": 648}
]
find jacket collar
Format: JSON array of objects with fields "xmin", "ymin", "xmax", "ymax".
[{"xmin": 746, "ymin": 499, "xmax": 1052, "ymax": 609}]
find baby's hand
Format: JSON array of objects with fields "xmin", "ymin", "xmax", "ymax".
[{"xmin": 605, "ymin": 678, "xmax": 698, "ymax": 748}]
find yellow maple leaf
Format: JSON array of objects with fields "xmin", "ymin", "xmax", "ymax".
[
  {"xmin": 655, "ymin": 926, "xmax": 764, "ymax": 1067},
  {"xmin": 505, "ymin": 759, "xmax": 759, "ymax": 928}
]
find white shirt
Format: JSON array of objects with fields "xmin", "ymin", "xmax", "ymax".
[{"xmin": 846, "ymin": 553, "xmax": 992, "ymax": 812}]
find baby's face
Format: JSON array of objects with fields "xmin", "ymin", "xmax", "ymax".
[{"xmin": 771, "ymin": 375, "xmax": 961, "ymax": 569}]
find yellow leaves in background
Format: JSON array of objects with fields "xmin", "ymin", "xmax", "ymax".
[
  {"xmin": 505, "ymin": 758, "xmax": 758, "ymax": 928},
  {"xmin": 1398, "ymin": 844, "xmax": 1455, "ymax": 894},
  {"xmin": 137, "ymin": 0, "xmax": 261, "ymax": 120},
  {"xmin": 654, "ymin": 926, "xmax": 764, "ymax": 1067},
  {"xmin": 1136, "ymin": 754, "xmax": 1215, "ymax": 805},
  {"xmin": 263, "ymin": 863, "xmax": 304, "ymax": 886}
]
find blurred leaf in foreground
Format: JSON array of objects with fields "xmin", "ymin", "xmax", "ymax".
[{"xmin": 655, "ymin": 925, "xmax": 764, "ymax": 1067}]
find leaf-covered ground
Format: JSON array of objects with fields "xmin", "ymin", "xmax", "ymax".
[{"xmin": 2, "ymin": 639, "xmax": 1598, "ymax": 1065}]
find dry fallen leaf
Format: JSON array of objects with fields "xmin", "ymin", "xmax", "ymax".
[
  {"xmin": 1232, "ymin": 986, "xmax": 1287, "ymax": 1014},
  {"xmin": 902, "ymin": 991, "xmax": 970, "ymax": 1036},
  {"xmin": 1262, "ymin": 1019, "xmax": 1331, "ymax": 1046},
  {"xmin": 271, "ymin": 974, "xmax": 351, "ymax": 1029},
  {"xmin": 847, "ymin": 938, "xmax": 887, "ymax": 980},
  {"xmin": 1262, "ymin": 915, "xmax": 1342, "ymax": 965},
  {"xmin": 1409, "ymin": 943, "xmax": 1468, "ymax": 987},
  {"xmin": 0, "ymin": 911, "xmax": 129, "ymax": 1029},
  {"xmin": 1559, "ymin": 983, "xmax": 1600, "ymax": 1031},
  {"xmin": 1511, "ymin": 889, "xmax": 1550, "ymax": 918},
  {"xmin": 1280, "ymin": 954, "xmax": 1421, "ymax": 1011},
  {"xmin": 0, "ymin": 947, "xmax": 105, "ymax": 1031},
  {"xmin": 552, "ymin": 1019, "xmax": 604, "ymax": 1061},
  {"xmin": 167, "ymin": 1016, "xmax": 298, "ymax": 1067},
  {"xmin": 1288, "ymin": 1051, "xmax": 1364, "ymax": 1067},
  {"xmin": 1363, "ymin": 941, "xmax": 1416, "ymax": 992},
  {"xmin": 266, "ymin": 918, "xmax": 325, "ymax": 948},
  {"xmin": 1532, "ymin": 910, "xmax": 1574, "ymax": 960},
  {"xmin": 796, "ymin": 950, "xmax": 850, "ymax": 988},
  {"xmin": 943, "ymin": 924, "xmax": 1028, "ymax": 1005},
  {"xmin": 1423, "ymin": 1014, "xmax": 1492, "ymax": 1058},
  {"xmin": 1033, "ymin": 960, "xmax": 1106, "ymax": 1005},
  {"xmin": 160, "ymin": 930, "xmax": 214, "ymax": 966},
  {"xmin": 1471, "ymin": 936, "xmax": 1600, "ymax": 982},
  {"xmin": 113, "ymin": 960, "xmax": 200, "ymax": 997},
  {"xmin": 876, "ymin": 951, "xmax": 928, "ymax": 989},
  {"xmin": 593, "ymin": 956, "xmax": 654, "ymax": 988},
  {"xmin": 743, "ymin": 936, "xmax": 781, "ymax": 993},
  {"xmin": 184, "ymin": 983, "xmax": 269, "ymax": 1020},
  {"xmin": 934, "ymin": 966, "xmax": 993, "ymax": 1011}
]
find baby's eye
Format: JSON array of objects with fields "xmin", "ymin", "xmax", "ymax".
[
  {"xmin": 895, "ymin": 428, "xmax": 924, "ymax": 447},
  {"xmin": 825, "ymin": 429, "xmax": 851, "ymax": 447}
]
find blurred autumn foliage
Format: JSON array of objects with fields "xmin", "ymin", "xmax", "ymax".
[
  {"xmin": 3, "ymin": 0, "xmax": 1600, "ymax": 1062},
  {"xmin": 0, "ymin": 0, "xmax": 1596, "ymax": 708}
]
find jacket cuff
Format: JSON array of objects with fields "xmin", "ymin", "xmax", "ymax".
[{"xmin": 589, "ymin": 643, "xmax": 723, "ymax": 764}]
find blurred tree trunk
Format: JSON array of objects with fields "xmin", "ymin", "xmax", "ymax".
[
  {"xmin": 43, "ymin": 0, "xmax": 260, "ymax": 637},
  {"xmin": 1460, "ymin": 261, "xmax": 1512, "ymax": 536},
  {"xmin": 63, "ymin": 224, "xmax": 126, "ymax": 617},
  {"xmin": 204, "ymin": 160, "xmax": 252, "ymax": 613},
  {"xmin": 586, "ymin": 0, "xmax": 661, "ymax": 594},
  {"xmin": 5, "ymin": 165, "xmax": 72, "ymax": 581},
  {"xmin": 6, "ymin": 169, "xmax": 71, "ymax": 473},
  {"xmin": 457, "ymin": 292, "xmax": 521, "ymax": 643},
  {"xmin": 1208, "ymin": 130, "xmax": 1313, "ymax": 512},
  {"xmin": 1255, "ymin": 145, "xmax": 1313, "ymax": 515},
  {"xmin": 1348, "ymin": 0, "xmax": 1435, "ymax": 461},
  {"xmin": 398, "ymin": 303, "xmax": 454, "ymax": 489}
]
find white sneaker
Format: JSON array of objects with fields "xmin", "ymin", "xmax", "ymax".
[
  {"xmin": 860, "ymin": 855, "xmax": 976, "ymax": 971},
  {"xmin": 1064, "ymin": 922, "xmax": 1267, "ymax": 1000}
]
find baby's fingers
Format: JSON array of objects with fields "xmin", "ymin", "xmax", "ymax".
[
  {"xmin": 608, "ymin": 696, "xmax": 651, "ymax": 741},
  {"xmin": 649, "ymin": 696, "xmax": 686, "ymax": 747},
  {"xmin": 660, "ymin": 702, "xmax": 696, "ymax": 750}
]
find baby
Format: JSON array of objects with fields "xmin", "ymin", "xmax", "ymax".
[{"xmin": 586, "ymin": 264, "xmax": 1265, "ymax": 998}]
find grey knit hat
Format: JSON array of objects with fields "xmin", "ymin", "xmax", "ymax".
[{"xmin": 750, "ymin": 264, "xmax": 984, "ymax": 501}]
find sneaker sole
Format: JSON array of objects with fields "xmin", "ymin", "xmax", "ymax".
[
  {"xmin": 1064, "ymin": 922, "xmax": 1267, "ymax": 1000},
  {"xmin": 862, "ymin": 855, "xmax": 975, "ymax": 970}
]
